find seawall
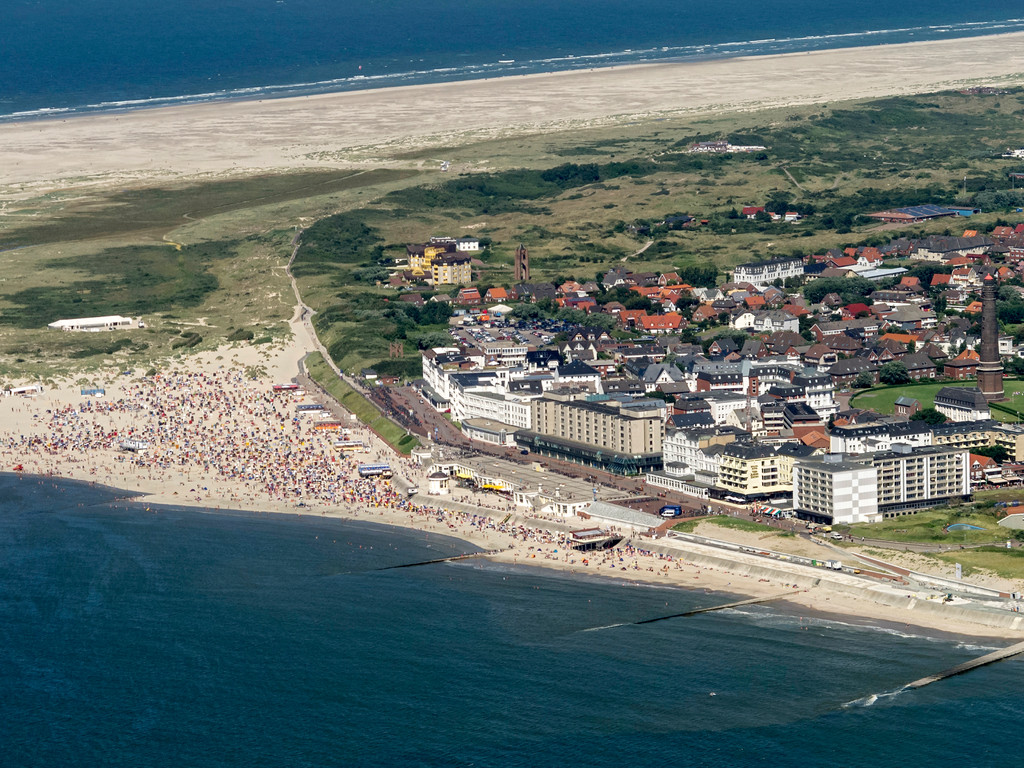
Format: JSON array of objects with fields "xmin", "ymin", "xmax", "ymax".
[{"xmin": 640, "ymin": 539, "xmax": 1024, "ymax": 633}]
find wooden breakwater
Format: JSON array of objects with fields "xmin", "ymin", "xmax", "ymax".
[
  {"xmin": 904, "ymin": 638, "xmax": 1024, "ymax": 689},
  {"xmin": 376, "ymin": 549, "xmax": 504, "ymax": 571},
  {"xmin": 633, "ymin": 591, "xmax": 803, "ymax": 625}
]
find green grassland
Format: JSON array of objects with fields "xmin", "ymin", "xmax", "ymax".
[
  {"xmin": 2, "ymin": 89, "xmax": 1024, "ymax": 384},
  {"xmin": 667, "ymin": 518, "xmax": 770, "ymax": 536},
  {"xmin": 290, "ymin": 90, "xmax": 1024, "ymax": 375},
  {"xmin": 851, "ymin": 380, "xmax": 1024, "ymax": 422},
  {"xmin": 848, "ymin": 499, "xmax": 1024, "ymax": 580},
  {"xmin": 0, "ymin": 168, "xmax": 429, "ymax": 379},
  {"xmin": 847, "ymin": 508, "xmax": 1008, "ymax": 544}
]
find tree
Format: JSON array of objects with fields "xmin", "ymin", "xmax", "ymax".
[
  {"xmin": 803, "ymin": 276, "xmax": 876, "ymax": 305},
  {"xmin": 677, "ymin": 264, "xmax": 719, "ymax": 288},
  {"xmin": 910, "ymin": 407, "xmax": 947, "ymax": 425},
  {"xmin": 878, "ymin": 361, "xmax": 910, "ymax": 385},
  {"xmin": 414, "ymin": 331, "xmax": 453, "ymax": 350},
  {"xmin": 974, "ymin": 444, "xmax": 1011, "ymax": 464},
  {"xmin": 853, "ymin": 371, "xmax": 875, "ymax": 389},
  {"xmin": 510, "ymin": 304, "xmax": 544, "ymax": 321},
  {"xmin": 1006, "ymin": 357, "xmax": 1024, "ymax": 377}
]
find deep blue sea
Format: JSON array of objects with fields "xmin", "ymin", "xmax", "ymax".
[
  {"xmin": 2, "ymin": 472, "xmax": 1023, "ymax": 767},
  {"xmin": 1, "ymin": 1, "xmax": 1023, "ymax": 120}
]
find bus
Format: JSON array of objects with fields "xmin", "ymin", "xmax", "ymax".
[
  {"xmin": 358, "ymin": 464, "xmax": 393, "ymax": 479},
  {"xmin": 334, "ymin": 440, "xmax": 365, "ymax": 452}
]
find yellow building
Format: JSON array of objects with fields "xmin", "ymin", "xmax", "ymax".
[
  {"xmin": 931, "ymin": 421, "xmax": 1024, "ymax": 462},
  {"xmin": 408, "ymin": 243, "xmax": 453, "ymax": 276},
  {"xmin": 716, "ymin": 443, "xmax": 790, "ymax": 498},
  {"xmin": 431, "ymin": 254, "xmax": 472, "ymax": 285}
]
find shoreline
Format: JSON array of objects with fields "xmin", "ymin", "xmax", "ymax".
[
  {"xmin": 2, "ymin": 31, "xmax": 1024, "ymax": 191},
  {"xmin": 2, "ymin": 321, "xmax": 1023, "ymax": 644},
  {"xmin": 4, "ymin": 28, "xmax": 1024, "ymax": 127},
  {"xmin": 10, "ymin": 456, "xmax": 1023, "ymax": 642}
]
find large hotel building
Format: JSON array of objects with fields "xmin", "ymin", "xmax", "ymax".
[
  {"xmin": 793, "ymin": 444, "xmax": 970, "ymax": 524},
  {"xmin": 514, "ymin": 390, "xmax": 666, "ymax": 475}
]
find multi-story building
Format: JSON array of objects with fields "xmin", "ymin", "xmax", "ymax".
[
  {"xmin": 458, "ymin": 390, "xmax": 536, "ymax": 430},
  {"xmin": 700, "ymin": 392, "xmax": 752, "ymax": 425},
  {"xmin": 431, "ymin": 253, "xmax": 472, "ymax": 285},
  {"xmin": 646, "ymin": 426, "xmax": 749, "ymax": 496},
  {"xmin": 870, "ymin": 444, "xmax": 970, "ymax": 516},
  {"xmin": 481, "ymin": 341, "xmax": 529, "ymax": 368},
  {"xmin": 660, "ymin": 426, "xmax": 747, "ymax": 474},
  {"xmin": 829, "ymin": 420, "xmax": 933, "ymax": 454},
  {"xmin": 794, "ymin": 444, "xmax": 970, "ymax": 522},
  {"xmin": 934, "ymin": 387, "xmax": 992, "ymax": 423},
  {"xmin": 732, "ymin": 257, "xmax": 804, "ymax": 288},
  {"xmin": 793, "ymin": 454, "xmax": 881, "ymax": 524},
  {"xmin": 931, "ymin": 420, "xmax": 1024, "ymax": 462},
  {"xmin": 515, "ymin": 390, "xmax": 666, "ymax": 474},
  {"xmin": 716, "ymin": 443, "xmax": 792, "ymax": 501},
  {"xmin": 791, "ymin": 372, "xmax": 838, "ymax": 418}
]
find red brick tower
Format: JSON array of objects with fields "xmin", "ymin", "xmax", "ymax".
[
  {"xmin": 514, "ymin": 243, "xmax": 530, "ymax": 282},
  {"xmin": 977, "ymin": 274, "xmax": 1004, "ymax": 401}
]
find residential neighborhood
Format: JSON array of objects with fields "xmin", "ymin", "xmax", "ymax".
[{"xmin": 357, "ymin": 218, "xmax": 1024, "ymax": 526}]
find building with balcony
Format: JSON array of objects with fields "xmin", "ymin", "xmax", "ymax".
[{"xmin": 793, "ymin": 454, "xmax": 881, "ymax": 525}]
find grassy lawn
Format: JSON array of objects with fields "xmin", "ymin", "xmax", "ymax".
[
  {"xmin": 931, "ymin": 547, "xmax": 1024, "ymax": 580},
  {"xmin": 848, "ymin": 507, "xmax": 1010, "ymax": 544},
  {"xmin": 673, "ymin": 516, "xmax": 778, "ymax": 534},
  {"xmin": 851, "ymin": 380, "xmax": 1024, "ymax": 422},
  {"xmin": 305, "ymin": 352, "xmax": 419, "ymax": 455}
]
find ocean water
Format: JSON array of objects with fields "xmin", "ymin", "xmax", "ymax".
[
  {"xmin": 1, "ymin": 472, "xmax": 1023, "ymax": 767},
  {"xmin": 1, "ymin": 0, "xmax": 1023, "ymax": 120}
]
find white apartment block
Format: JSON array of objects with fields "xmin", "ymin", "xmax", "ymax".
[
  {"xmin": 794, "ymin": 445, "xmax": 970, "ymax": 522},
  {"xmin": 872, "ymin": 445, "xmax": 970, "ymax": 516},
  {"xmin": 481, "ymin": 341, "xmax": 529, "ymax": 368},
  {"xmin": 828, "ymin": 422, "xmax": 933, "ymax": 454},
  {"xmin": 793, "ymin": 456, "xmax": 881, "ymax": 524},
  {"xmin": 457, "ymin": 390, "xmax": 535, "ymax": 429}
]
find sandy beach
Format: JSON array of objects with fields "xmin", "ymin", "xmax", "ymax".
[
  {"xmin": 2, "ymin": 326, "xmax": 1023, "ymax": 642},
  {"xmin": 2, "ymin": 33, "xmax": 1024, "ymax": 193},
  {"xmin": 4, "ymin": 30, "xmax": 1024, "ymax": 642}
]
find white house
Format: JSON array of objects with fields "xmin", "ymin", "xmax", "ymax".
[
  {"xmin": 934, "ymin": 387, "xmax": 992, "ymax": 423},
  {"xmin": 48, "ymin": 315, "xmax": 135, "ymax": 332}
]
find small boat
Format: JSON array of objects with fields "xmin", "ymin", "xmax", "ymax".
[{"xmin": 498, "ymin": 59, "xmax": 515, "ymax": 64}]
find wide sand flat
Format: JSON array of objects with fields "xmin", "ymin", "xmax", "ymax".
[{"xmin": 3, "ymin": 33, "xmax": 1024, "ymax": 192}]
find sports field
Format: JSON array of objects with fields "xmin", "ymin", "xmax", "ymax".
[{"xmin": 851, "ymin": 380, "xmax": 1024, "ymax": 422}]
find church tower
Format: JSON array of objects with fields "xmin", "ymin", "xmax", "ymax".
[
  {"xmin": 977, "ymin": 274, "xmax": 1005, "ymax": 401},
  {"xmin": 514, "ymin": 243, "xmax": 530, "ymax": 282}
]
